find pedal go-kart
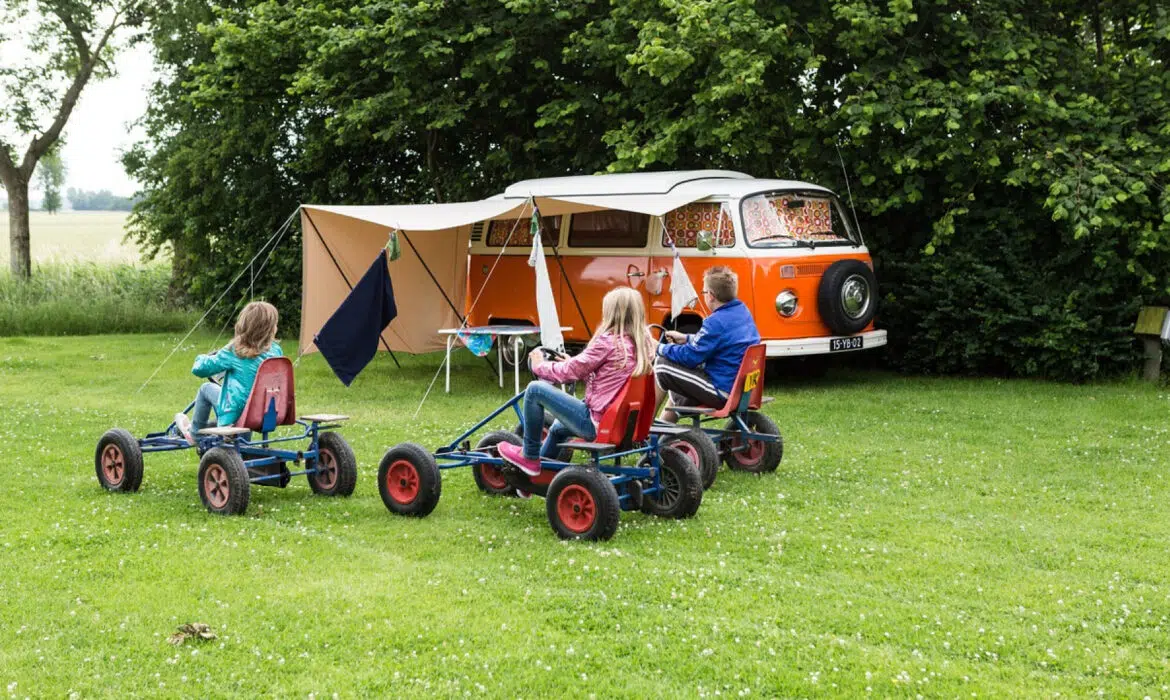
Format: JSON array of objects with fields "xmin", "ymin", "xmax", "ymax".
[
  {"xmin": 659, "ymin": 343, "xmax": 783, "ymax": 484},
  {"xmin": 95, "ymin": 358, "xmax": 357, "ymax": 515},
  {"xmin": 377, "ymin": 372, "xmax": 703, "ymax": 541}
]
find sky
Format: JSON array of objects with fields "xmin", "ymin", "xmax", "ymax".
[
  {"xmin": 58, "ymin": 42, "xmax": 153, "ymax": 197},
  {"xmin": 1, "ymin": 26, "xmax": 152, "ymax": 200}
]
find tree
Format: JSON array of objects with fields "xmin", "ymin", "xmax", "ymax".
[
  {"xmin": 36, "ymin": 147, "xmax": 66, "ymax": 213},
  {"xmin": 0, "ymin": 1, "xmax": 145, "ymax": 277},
  {"xmin": 128, "ymin": 0, "xmax": 1170, "ymax": 379}
]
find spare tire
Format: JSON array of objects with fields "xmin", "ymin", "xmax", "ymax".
[{"xmin": 817, "ymin": 259, "xmax": 877, "ymax": 335}]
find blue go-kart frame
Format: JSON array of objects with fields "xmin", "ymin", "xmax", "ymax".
[
  {"xmin": 651, "ymin": 343, "xmax": 784, "ymax": 486},
  {"xmin": 95, "ymin": 360, "xmax": 357, "ymax": 516},
  {"xmin": 377, "ymin": 375, "xmax": 704, "ymax": 541}
]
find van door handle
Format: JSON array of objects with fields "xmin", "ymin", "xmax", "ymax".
[{"xmin": 626, "ymin": 271, "xmax": 644, "ymax": 278}]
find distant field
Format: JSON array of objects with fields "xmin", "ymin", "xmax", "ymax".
[{"xmin": 0, "ymin": 211, "xmax": 147, "ymax": 265}]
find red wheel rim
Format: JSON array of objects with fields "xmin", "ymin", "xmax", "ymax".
[
  {"xmin": 672, "ymin": 440, "xmax": 699, "ymax": 466},
  {"xmin": 203, "ymin": 463, "xmax": 230, "ymax": 509},
  {"xmin": 479, "ymin": 462, "xmax": 509, "ymax": 490},
  {"xmin": 731, "ymin": 436, "xmax": 765, "ymax": 464},
  {"xmin": 314, "ymin": 449, "xmax": 338, "ymax": 489},
  {"xmin": 386, "ymin": 460, "xmax": 420, "ymax": 504},
  {"xmin": 101, "ymin": 444, "xmax": 124, "ymax": 485},
  {"xmin": 556, "ymin": 484, "xmax": 596, "ymax": 534}
]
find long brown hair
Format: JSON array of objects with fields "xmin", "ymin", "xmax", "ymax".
[
  {"xmin": 232, "ymin": 301, "xmax": 279, "ymax": 359},
  {"xmin": 593, "ymin": 287, "xmax": 653, "ymax": 376}
]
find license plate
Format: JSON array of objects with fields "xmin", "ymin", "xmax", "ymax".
[{"xmin": 830, "ymin": 336, "xmax": 864, "ymax": 352}]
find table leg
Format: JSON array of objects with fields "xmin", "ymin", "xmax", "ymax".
[
  {"xmin": 497, "ymin": 337, "xmax": 503, "ymax": 388},
  {"xmin": 445, "ymin": 335, "xmax": 452, "ymax": 393},
  {"xmin": 514, "ymin": 337, "xmax": 523, "ymax": 395}
]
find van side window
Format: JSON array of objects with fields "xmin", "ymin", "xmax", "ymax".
[
  {"xmin": 568, "ymin": 211, "xmax": 650, "ymax": 248},
  {"xmin": 487, "ymin": 215, "xmax": 560, "ymax": 247},
  {"xmin": 663, "ymin": 203, "xmax": 734, "ymax": 248}
]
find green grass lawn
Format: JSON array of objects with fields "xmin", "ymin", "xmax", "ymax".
[
  {"xmin": 2, "ymin": 333, "xmax": 1168, "ymax": 697},
  {"xmin": 0, "ymin": 211, "xmax": 141, "ymax": 266}
]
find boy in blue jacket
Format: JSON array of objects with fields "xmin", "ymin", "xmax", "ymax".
[{"xmin": 655, "ymin": 266, "xmax": 760, "ymax": 422}]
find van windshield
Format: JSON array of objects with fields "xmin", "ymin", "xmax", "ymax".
[{"xmin": 741, "ymin": 193, "xmax": 859, "ymax": 248}]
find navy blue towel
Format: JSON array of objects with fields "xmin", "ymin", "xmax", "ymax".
[{"xmin": 314, "ymin": 250, "xmax": 398, "ymax": 386}]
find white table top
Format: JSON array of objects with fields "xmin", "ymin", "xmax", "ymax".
[{"xmin": 438, "ymin": 325, "xmax": 573, "ymax": 336}]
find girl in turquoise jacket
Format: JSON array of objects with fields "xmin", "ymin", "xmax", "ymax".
[{"xmin": 174, "ymin": 301, "xmax": 283, "ymax": 443}]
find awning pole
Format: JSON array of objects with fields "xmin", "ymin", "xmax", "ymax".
[
  {"xmin": 399, "ymin": 230, "xmax": 499, "ymax": 379},
  {"xmin": 550, "ymin": 243, "xmax": 593, "ymax": 338}
]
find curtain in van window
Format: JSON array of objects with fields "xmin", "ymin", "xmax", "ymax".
[
  {"xmin": 487, "ymin": 216, "xmax": 560, "ymax": 247},
  {"xmin": 567, "ymin": 211, "xmax": 650, "ymax": 247},
  {"xmin": 663, "ymin": 203, "xmax": 734, "ymax": 247},
  {"xmin": 772, "ymin": 197, "xmax": 834, "ymax": 240}
]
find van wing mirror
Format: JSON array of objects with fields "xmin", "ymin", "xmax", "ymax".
[{"xmin": 696, "ymin": 230, "xmax": 714, "ymax": 252}]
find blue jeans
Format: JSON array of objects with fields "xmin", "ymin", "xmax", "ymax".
[
  {"xmin": 522, "ymin": 380, "xmax": 596, "ymax": 459},
  {"xmin": 191, "ymin": 382, "xmax": 221, "ymax": 434}
]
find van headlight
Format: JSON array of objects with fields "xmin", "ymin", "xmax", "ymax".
[{"xmin": 775, "ymin": 290, "xmax": 798, "ymax": 317}]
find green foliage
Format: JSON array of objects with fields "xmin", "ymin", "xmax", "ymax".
[
  {"xmin": 36, "ymin": 147, "xmax": 66, "ymax": 214},
  {"xmin": 130, "ymin": 0, "xmax": 1170, "ymax": 379},
  {"xmin": 0, "ymin": 263, "xmax": 196, "ymax": 335}
]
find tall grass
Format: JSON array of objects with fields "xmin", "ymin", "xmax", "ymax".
[{"xmin": 0, "ymin": 263, "xmax": 198, "ymax": 336}]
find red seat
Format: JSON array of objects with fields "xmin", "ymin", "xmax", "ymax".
[
  {"xmin": 593, "ymin": 372, "xmax": 657, "ymax": 449},
  {"xmin": 234, "ymin": 357, "xmax": 297, "ymax": 433},
  {"xmin": 695, "ymin": 344, "xmax": 767, "ymax": 419}
]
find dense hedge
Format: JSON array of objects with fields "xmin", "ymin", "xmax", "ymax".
[{"xmin": 127, "ymin": 1, "xmax": 1170, "ymax": 380}]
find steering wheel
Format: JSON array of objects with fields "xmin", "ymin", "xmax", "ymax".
[{"xmin": 649, "ymin": 323, "xmax": 685, "ymax": 344}]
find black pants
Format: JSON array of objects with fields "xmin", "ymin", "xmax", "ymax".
[{"xmin": 654, "ymin": 356, "xmax": 727, "ymax": 409}]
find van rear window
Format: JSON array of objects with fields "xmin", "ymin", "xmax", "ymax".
[
  {"xmin": 663, "ymin": 203, "xmax": 734, "ymax": 248},
  {"xmin": 487, "ymin": 216, "xmax": 560, "ymax": 247},
  {"xmin": 568, "ymin": 211, "xmax": 650, "ymax": 248}
]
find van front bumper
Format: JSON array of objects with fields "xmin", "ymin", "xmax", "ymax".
[{"xmin": 764, "ymin": 329, "xmax": 887, "ymax": 357}]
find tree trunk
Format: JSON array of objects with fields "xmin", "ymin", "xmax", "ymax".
[{"xmin": 6, "ymin": 179, "xmax": 31, "ymax": 278}]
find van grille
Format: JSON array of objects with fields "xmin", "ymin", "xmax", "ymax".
[
  {"xmin": 795, "ymin": 263, "xmax": 829, "ymax": 277},
  {"xmin": 470, "ymin": 222, "xmax": 485, "ymax": 243}
]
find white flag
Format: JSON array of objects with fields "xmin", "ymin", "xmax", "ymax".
[
  {"xmin": 670, "ymin": 249, "xmax": 699, "ymax": 319},
  {"xmin": 527, "ymin": 211, "xmax": 564, "ymax": 351}
]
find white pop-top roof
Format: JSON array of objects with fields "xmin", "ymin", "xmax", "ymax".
[
  {"xmin": 502, "ymin": 170, "xmax": 752, "ymax": 198},
  {"xmin": 500, "ymin": 170, "xmax": 834, "ymax": 201}
]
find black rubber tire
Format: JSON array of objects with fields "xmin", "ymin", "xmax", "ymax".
[
  {"xmin": 546, "ymin": 467, "xmax": 621, "ymax": 541},
  {"xmin": 198, "ymin": 447, "xmax": 251, "ymax": 515},
  {"xmin": 307, "ymin": 432, "xmax": 357, "ymax": 497},
  {"xmin": 722, "ymin": 412, "xmax": 783, "ymax": 473},
  {"xmin": 662, "ymin": 428, "xmax": 720, "ymax": 490},
  {"xmin": 640, "ymin": 445, "xmax": 703, "ymax": 519},
  {"xmin": 378, "ymin": 443, "xmax": 442, "ymax": 517},
  {"xmin": 513, "ymin": 414, "xmax": 574, "ymax": 463},
  {"xmin": 95, "ymin": 428, "xmax": 144, "ymax": 493},
  {"xmin": 473, "ymin": 431, "xmax": 523, "ymax": 496},
  {"xmin": 817, "ymin": 259, "xmax": 878, "ymax": 336}
]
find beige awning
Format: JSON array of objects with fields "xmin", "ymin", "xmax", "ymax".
[{"xmin": 298, "ymin": 187, "xmax": 723, "ymax": 357}]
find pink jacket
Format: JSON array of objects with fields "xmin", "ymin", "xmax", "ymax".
[{"xmin": 533, "ymin": 333, "xmax": 640, "ymax": 425}]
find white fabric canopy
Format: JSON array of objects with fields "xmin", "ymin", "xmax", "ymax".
[
  {"xmin": 299, "ymin": 184, "xmax": 728, "ymax": 358},
  {"xmin": 533, "ymin": 192, "xmax": 711, "ymax": 217},
  {"xmin": 303, "ymin": 199, "xmax": 527, "ymax": 232}
]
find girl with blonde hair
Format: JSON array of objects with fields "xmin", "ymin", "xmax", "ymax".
[
  {"xmin": 173, "ymin": 301, "xmax": 283, "ymax": 443},
  {"xmin": 497, "ymin": 287, "xmax": 654, "ymax": 476}
]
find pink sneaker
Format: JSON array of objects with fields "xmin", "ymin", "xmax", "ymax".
[
  {"xmin": 173, "ymin": 413, "xmax": 195, "ymax": 446},
  {"xmin": 497, "ymin": 442, "xmax": 541, "ymax": 477}
]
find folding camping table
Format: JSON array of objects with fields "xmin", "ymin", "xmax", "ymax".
[{"xmin": 438, "ymin": 325, "xmax": 573, "ymax": 395}]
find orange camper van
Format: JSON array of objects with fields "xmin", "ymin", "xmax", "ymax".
[{"xmin": 465, "ymin": 170, "xmax": 886, "ymax": 361}]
